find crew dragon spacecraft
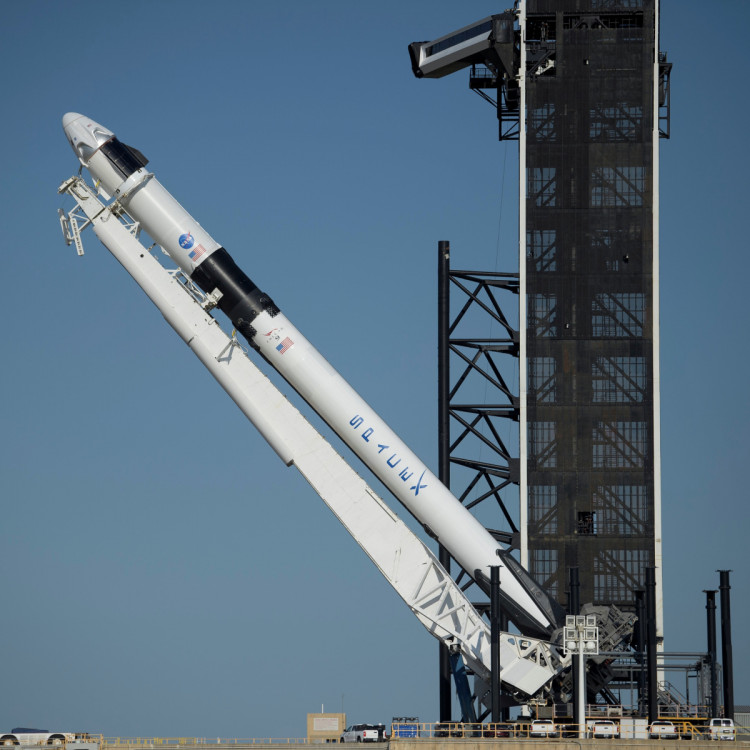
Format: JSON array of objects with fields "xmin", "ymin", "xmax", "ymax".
[{"xmin": 60, "ymin": 112, "xmax": 565, "ymax": 642}]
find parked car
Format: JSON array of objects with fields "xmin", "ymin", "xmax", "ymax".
[
  {"xmin": 530, "ymin": 719, "xmax": 558, "ymax": 738},
  {"xmin": 482, "ymin": 723, "xmax": 514, "ymax": 738},
  {"xmin": 0, "ymin": 730, "xmax": 84, "ymax": 746},
  {"xmin": 707, "ymin": 719, "xmax": 736, "ymax": 741},
  {"xmin": 649, "ymin": 720, "xmax": 679, "ymax": 740},
  {"xmin": 433, "ymin": 723, "xmax": 466, "ymax": 738},
  {"xmin": 590, "ymin": 720, "xmax": 619, "ymax": 739},
  {"xmin": 340, "ymin": 724, "xmax": 386, "ymax": 743}
]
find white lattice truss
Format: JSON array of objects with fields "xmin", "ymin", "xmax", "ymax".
[{"xmin": 59, "ymin": 175, "xmax": 568, "ymax": 699}]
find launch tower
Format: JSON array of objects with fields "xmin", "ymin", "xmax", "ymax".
[
  {"xmin": 412, "ymin": 0, "xmax": 671, "ymax": 713},
  {"xmin": 518, "ymin": 0, "xmax": 670, "ymax": 632}
]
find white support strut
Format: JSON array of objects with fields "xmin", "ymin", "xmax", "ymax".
[{"xmin": 58, "ymin": 175, "xmax": 567, "ymax": 697}]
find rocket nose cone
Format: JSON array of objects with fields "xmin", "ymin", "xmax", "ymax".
[
  {"xmin": 62, "ymin": 112, "xmax": 84, "ymax": 131},
  {"xmin": 62, "ymin": 112, "xmax": 115, "ymax": 166}
]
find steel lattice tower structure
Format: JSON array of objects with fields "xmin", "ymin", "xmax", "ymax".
[
  {"xmin": 518, "ymin": 0, "xmax": 670, "ymax": 632},
  {"xmin": 414, "ymin": 0, "xmax": 671, "ymax": 716}
]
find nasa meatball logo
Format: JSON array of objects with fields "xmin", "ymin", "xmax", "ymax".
[{"xmin": 178, "ymin": 232, "xmax": 195, "ymax": 250}]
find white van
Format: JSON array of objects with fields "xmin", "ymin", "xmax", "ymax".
[{"xmin": 708, "ymin": 718, "xmax": 736, "ymax": 741}]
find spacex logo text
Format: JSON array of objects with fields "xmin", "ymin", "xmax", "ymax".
[{"xmin": 349, "ymin": 415, "xmax": 428, "ymax": 496}]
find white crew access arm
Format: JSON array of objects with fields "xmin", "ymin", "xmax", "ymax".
[{"xmin": 58, "ymin": 175, "xmax": 567, "ymax": 698}]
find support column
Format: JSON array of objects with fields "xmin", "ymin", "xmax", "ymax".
[
  {"xmin": 634, "ymin": 589, "xmax": 646, "ymax": 715},
  {"xmin": 568, "ymin": 568, "xmax": 581, "ymax": 725},
  {"xmin": 718, "ymin": 570, "xmax": 734, "ymax": 720},
  {"xmin": 646, "ymin": 568, "xmax": 658, "ymax": 723},
  {"xmin": 491, "ymin": 565, "xmax": 501, "ymax": 722},
  {"xmin": 704, "ymin": 590, "xmax": 718, "ymax": 718},
  {"xmin": 437, "ymin": 240, "xmax": 452, "ymax": 722}
]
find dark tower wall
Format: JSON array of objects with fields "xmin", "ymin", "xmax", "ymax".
[{"xmin": 522, "ymin": 0, "xmax": 662, "ymax": 629}]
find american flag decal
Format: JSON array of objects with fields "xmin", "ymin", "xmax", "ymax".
[
  {"xmin": 276, "ymin": 337, "xmax": 294, "ymax": 355},
  {"xmin": 188, "ymin": 244, "xmax": 206, "ymax": 261}
]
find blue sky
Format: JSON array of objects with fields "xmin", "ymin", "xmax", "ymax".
[{"xmin": 1, "ymin": 0, "xmax": 748, "ymax": 739}]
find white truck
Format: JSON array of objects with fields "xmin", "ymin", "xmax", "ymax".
[
  {"xmin": 529, "ymin": 720, "xmax": 558, "ymax": 738},
  {"xmin": 648, "ymin": 720, "xmax": 679, "ymax": 740},
  {"xmin": 340, "ymin": 724, "xmax": 386, "ymax": 743},
  {"xmin": 589, "ymin": 720, "xmax": 619, "ymax": 739}
]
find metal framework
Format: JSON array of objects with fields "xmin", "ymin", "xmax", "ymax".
[
  {"xmin": 451, "ymin": 0, "xmax": 672, "ymax": 616},
  {"xmin": 435, "ymin": 0, "xmax": 672, "ymax": 717},
  {"xmin": 520, "ymin": 0, "xmax": 669, "ymax": 623},
  {"xmin": 438, "ymin": 248, "xmax": 525, "ymax": 718},
  {"xmin": 439, "ymin": 252, "xmax": 523, "ymax": 583}
]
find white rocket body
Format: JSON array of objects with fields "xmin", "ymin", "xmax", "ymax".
[{"xmin": 62, "ymin": 112, "xmax": 563, "ymax": 638}]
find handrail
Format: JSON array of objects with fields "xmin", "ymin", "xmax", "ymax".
[
  {"xmin": 99, "ymin": 743, "xmax": 304, "ymax": 748},
  {"xmin": 92, "ymin": 721, "xmax": 750, "ymax": 745}
]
